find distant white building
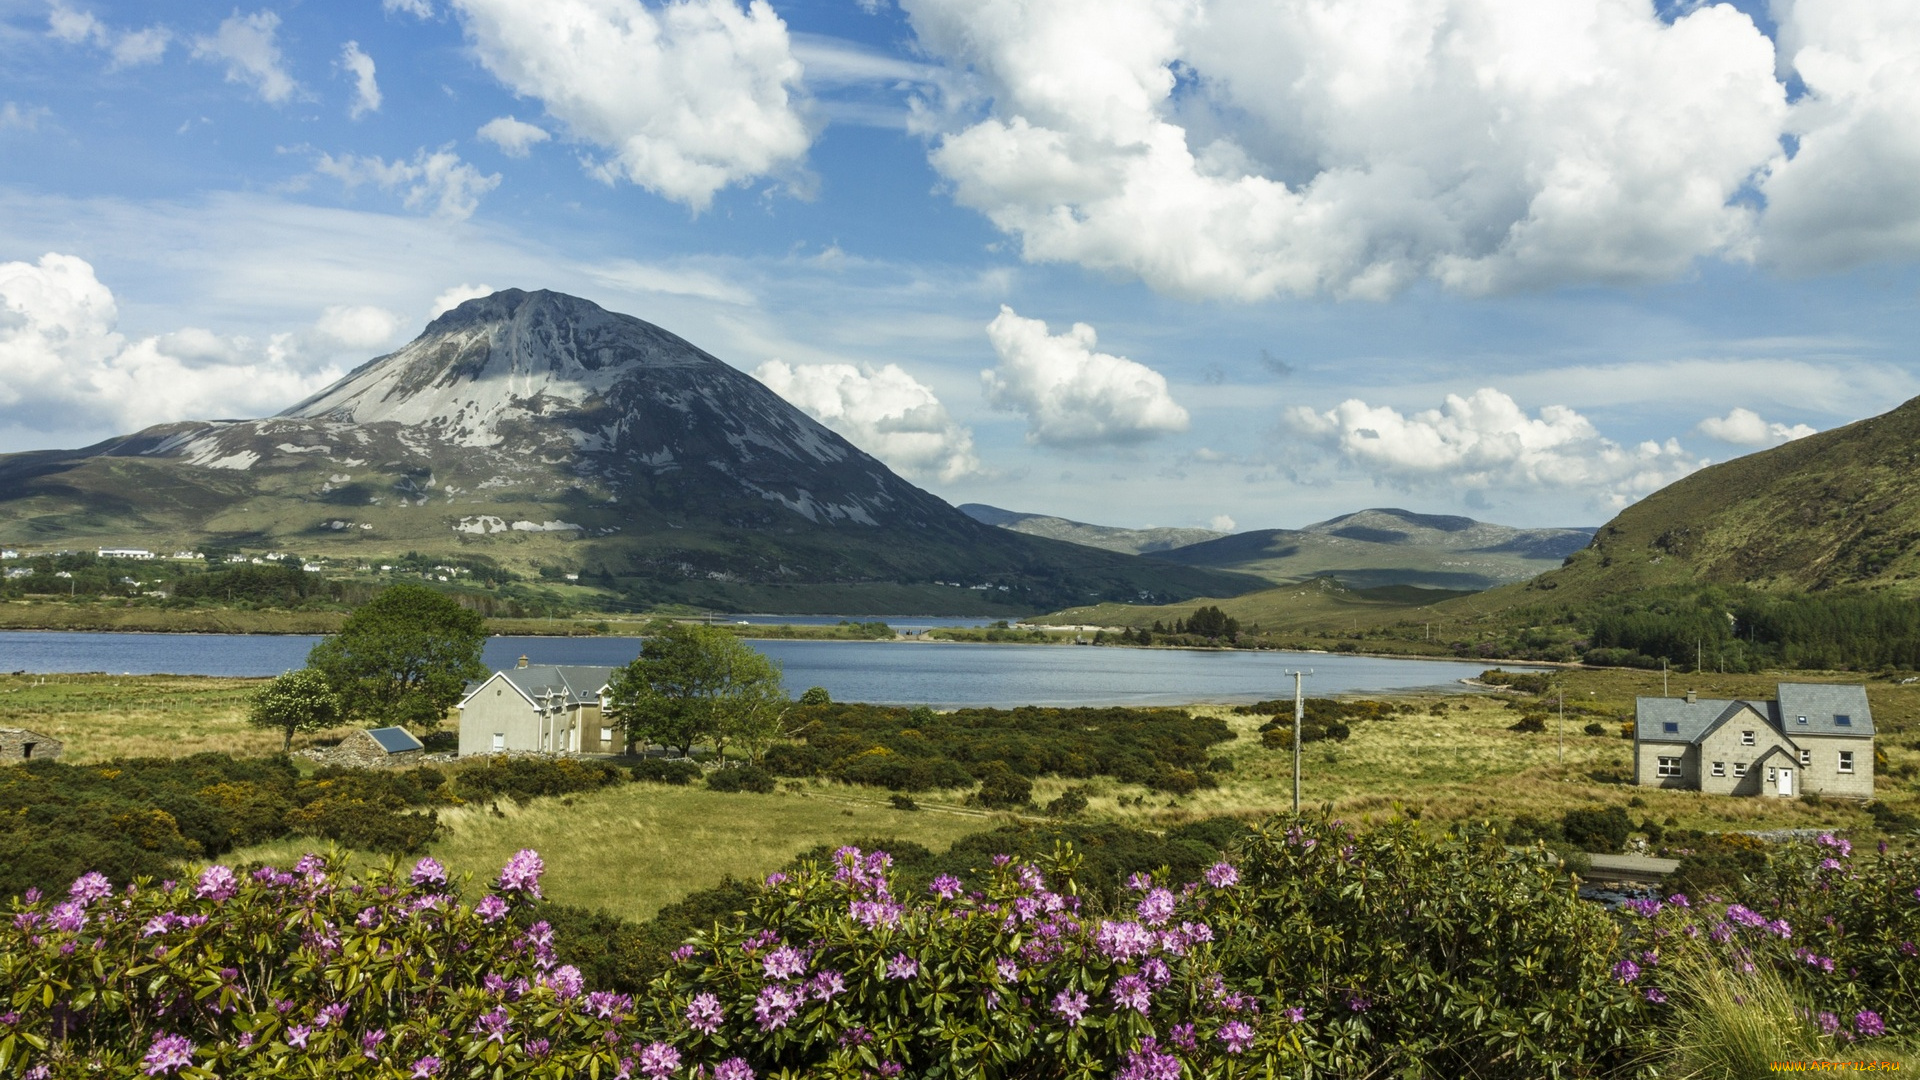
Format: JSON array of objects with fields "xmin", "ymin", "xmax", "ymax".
[
  {"xmin": 0, "ymin": 550, "xmax": 18, "ymax": 560},
  {"xmin": 96, "ymin": 548, "xmax": 154, "ymax": 559}
]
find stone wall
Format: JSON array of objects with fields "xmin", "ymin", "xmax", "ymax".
[
  {"xmin": 307, "ymin": 729, "xmax": 424, "ymax": 769},
  {"xmin": 0, "ymin": 728, "xmax": 62, "ymax": 765}
]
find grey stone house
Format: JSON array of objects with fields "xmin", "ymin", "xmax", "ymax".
[
  {"xmin": 456, "ymin": 657, "xmax": 620, "ymax": 757},
  {"xmin": 1634, "ymin": 683, "xmax": 1875, "ymax": 799},
  {"xmin": 0, "ymin": 728, "xmax": 61, "ymax": 764}
]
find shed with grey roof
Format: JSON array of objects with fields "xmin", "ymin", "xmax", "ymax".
[
  {"xmin": 1635, "ymin": 683, "xmax": 1874, "ymax": 799},
  {"xmin": 330, "ymin": 726, "xmax": 427, "ymax": 768}
]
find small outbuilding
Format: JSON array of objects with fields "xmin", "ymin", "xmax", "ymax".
[
  {"xmin": 0, "ymin": 728, "xmax": 62, "ymax": 764},
  {"xmin": 330, "ymin": 726, "xmax": 427, "ymax": 768}
]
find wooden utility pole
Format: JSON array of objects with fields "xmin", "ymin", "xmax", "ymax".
[{"xmin": 1288, "ymin": 669, "xmax": 1312, "ymax": 813}]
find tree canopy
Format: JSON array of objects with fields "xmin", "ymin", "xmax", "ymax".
[
  {"xmin": 247, "ymin": 668, "xmax": 342, "ymax": 752},
  {"xmin": 605, "ymin": 624, "xmax": 789, "ymax": 758},
  {"xmin": 305, "ymin": 584, "xmax": 487, "ymax": 730}
]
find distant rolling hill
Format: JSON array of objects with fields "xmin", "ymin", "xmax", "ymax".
[
  {"xmin": 1151, "ymin": 508, "xmax": 1596, "ymax": 591},
  {"xmin": 958, "ymin": 504, "xmax": 1227, "ymax": 555},
  {"xmin": 0, "ymin": 290, "xmax": 1263, "ymax": 614}
]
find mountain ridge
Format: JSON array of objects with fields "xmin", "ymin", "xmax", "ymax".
[
  {"xmin": 0, "ymin": 290, "xmax": 1261, "ymax": 613},
  {"xmin": 957, "ymin": 504, "xmax": 1227, "ymax": 555}
]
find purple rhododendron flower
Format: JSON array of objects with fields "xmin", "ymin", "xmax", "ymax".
[
  {"xmin": 1613, "ymin": 959, "xmax": 1641, "ymax": 984},
  {"xmin": 1856, "ymin": 1010, "xmax": 1886, "ymax": 1038},
  {"xmin": 686, "ymin": 992, "xmax": 723, "ymax": 1034},
  {"xmin": 808, "ymin": 970, "xmax": 846, "ymax": 1001},
  {"xmin": 47, "ymin": 901, "xmax": 86, "ymax": 933},
  {"xmin": 1052, "ymin": 989, "xmax": 1089, "ymax": 1026},
  {"xmin": 497, "ymin": 849, "xmax": 544, "ymax": 897},
  {"xmin": 1117, "ymin": 1037, "xmax": 1182, "ymax": 1080},
  {"xmin": 886, "ymin": 953, "xmax": 920, "ymax": 980},
  {"xmin": 1136, "ymin": 888, "xmax": 1176, "ymax": 927},
  {"xmin": 996, "ymin": 957, "xmax": 1020, "ymax": 982},
  {"xmin": 544, "ymin": 964, "xmax": 584, "ymax": 1001},
  {"xmin": 195, "ymin": 865, "xmax": 237, "ymax": 901},
  {"xmin": 638, "ymin": 1042, "xmax": 681, "ymax": 1079},
  {"xmin": 69, "ymin": 872, "xmax": 112, "ymax": 904},
  {"xmin": 1205, "ymin": 862, "xmax": 1239, "ymax": 888},
  {"xmin": 762, "ymin": 946, "xmax": 806, "ymax": 980},
  {"xmin": 754, "ymin": 985, "xmax": 799, "ymax": 1031},
  {"xmin": 475, "ymin": 895, "xmax": 508, "ymax": 924},
  {"xmin": 1645, "ymin": 987, "xmax": 1668, "ymax": 1004},
  {"xmin": 473, "ymin": 1006, "xmax": 511, "ymax": 1044},
  {"xmin": 930, "ymin": 874, "xmax": 963, "ymax": 899},
  {"xmin": 1111, "ymin": 974, "xmax": 1152, "ymax": 1014},
  {"xmin": 1096, "ymin": 919, "xmax": 1155, "ymax": 961},
  {"xmin": 1218, "ymin": 1019, "xmax": 1255, "ymax": 1054},
  {"xmin": 287, "ymin": 1025, "xmax": 311, "ymax": 1049},
  {"xmin": 1817, "ymin": 1012, "xmax": 1842, "ymax": 1037},
  {"xmin": 142, "ymin": 1033, "xmax": 192, "ymax": 1076},
  {"xmin": 361, "ymin": 1029, "xmax": 386, "ymax": 1059},
  {"xmin": 410, "ymin": 1057, "xmax": 441, "ymax": 1079},
  {"xmin": 410, "ymin": 857, "xmax": 447, "ymax": 886},
  {"xmin": 713, "ymin": 1059, "xmax": 755, "ymax": 1080}
]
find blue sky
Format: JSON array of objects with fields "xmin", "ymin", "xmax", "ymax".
[{"xmin": 3, "ymin": 0, "xmax": 1919, "ymax": 532}]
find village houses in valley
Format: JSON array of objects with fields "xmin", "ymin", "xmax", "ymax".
[
  {"xmin": 1634, "ymin": 683, "xmax": 1875, "ymax": 798},
  {"xmin": 456, "ymin": 656, "xmax": 621, "ymax": 756}
]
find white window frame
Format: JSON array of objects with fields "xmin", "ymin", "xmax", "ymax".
[
  {"xmin": 1711, "ymin": 761, "xmax": 1726, "ymax": 777},
  {"xmin": 1656, "ymin": 756, "xmax": 1682, "ymax": 778},
  {"xmin": 492, "ymin": 732, "xmax": 505, "ymax": 752},
  {"xmin": 1741, "ymin": 730, "xmax": 1755, "ymax": 746},
  {"xmin": 600, "ymin": 726, "xmax": 614, "ymax": 743},
  {"xmin": 1838, "ymin": 750, "xmax": 1854, "ymax": 774},
  {"xmin": 1733, "ymin": 762, "xmax": 1748, "ymax": 778},
  {"xmin": 1799, "ymin": 749, "xmax": 1812, "ymax": 768}
]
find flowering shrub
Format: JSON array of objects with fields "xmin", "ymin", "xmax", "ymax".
[
  {"xmin": 1630, "ymin": 833, "xmax": 1920, "ymax": 1043},
  {"xmin": 1209, "ymin": 818, "xmax": 1656, "ymax": 1077}
]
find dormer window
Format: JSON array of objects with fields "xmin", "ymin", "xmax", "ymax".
[
  {"xmin": 1741, "ymin": 730, "xmax": 1755, "ymax": 746},
  {"xmin": 1796, "ymin": 715, "xmax": 1808, "ymax": 724},
  {"xmin": 1835, "ymin": 715, "xmax": 1852, "ymax": 727},
  {"xmin": 1662, "ymin": 722, "xmax": 1679, "ymax": 734}
]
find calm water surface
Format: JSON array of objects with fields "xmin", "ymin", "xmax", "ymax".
[{"xmin": 0, "ymin": 630, "xmax": 1524, "ymax": 706}]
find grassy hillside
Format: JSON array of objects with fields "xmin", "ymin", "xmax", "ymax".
[
  {"xmin": 1032, "ymin": 577, "xmax": 1473, "ymax": 636},
  {"xmin": 1502, "ymin": 394, "xmax": 1920, "ymax": 602}
]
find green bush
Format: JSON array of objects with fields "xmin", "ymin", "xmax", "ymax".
[
  {"xmin": 706, "ymin": 765, "xmax": 775, "ymax": 793},
  {"xmin": 630, "ymin": 758, "xmax": 703, "ymax": 785},
  {"xmin": 972, "ymin": 763, "xmax": 1033, "ymax": 809},
  {"xmin": 1561, "ymin": 805, "xmax": 1631, "ymax": 852},
  {"xmin": 451, "ymin": 756, "xmax": 627, "ymax": 802},
  {"xmin": 1045, "ymin": 787, "xmax": 1089, "ymax": 818},
  {"xmin": 1508, "ymin": 713, "xmax": 1548, "ymax": 733}
]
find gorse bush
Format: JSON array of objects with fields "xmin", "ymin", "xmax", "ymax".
[
  {"xmin": 630, "ymin": 758, "xmax": 703, "ymax": 786},
  {"xmin": 768, "ymin": 703, "xmax": 1233, "ymax": 794},
  {"xmin": 705, "ymin": 765, "xmax": 776, "ymax": 794},
  {"xmin": 448, "ymin": 756, "xmax": 628, "ymax": 803},
  {"xmin": 0, "ymin": 756, "xmax": 451, "ymax": 896}
]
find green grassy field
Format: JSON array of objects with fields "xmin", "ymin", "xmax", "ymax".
[
  {"xmin": 1032, "ymin": 577, "xmax": 1470, "ymax": 640},
  {"xmin": 28, "ymin": 667, "xmax": 1920, "ymax": 922}
]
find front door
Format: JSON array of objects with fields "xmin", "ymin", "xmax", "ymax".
[{"xmin": 1776, "ymin": 767, "xmax": 1793, "ymax": 796}]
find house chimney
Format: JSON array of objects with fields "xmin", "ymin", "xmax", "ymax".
[
  {"xmin": 517, "ymin": 655, "xmax": 529, "ymax": 669},
  {"xmin": 1685, "ymin": 689, "xmax": 1697, "ymax": 704}
]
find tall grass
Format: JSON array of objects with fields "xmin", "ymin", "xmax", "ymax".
[{"xmin": 1662, "ymin": 954, "xmax": 1919, "ymax": 1077}]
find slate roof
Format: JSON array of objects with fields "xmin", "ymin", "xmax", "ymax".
[
  {"xmin": 1636, "ymin": 683, "xmax": 1874, "ymax": 745},
  {"xmin": 462, "ymin": 665, "xmax": 615, "ymax": 709},
  {"xmin": 365, "ymin": 726, "xmax": 425, "ymax": 754},
  {"xmin": 1773, "ymin": 683, "xmax": 1874, "ymax": 737}
]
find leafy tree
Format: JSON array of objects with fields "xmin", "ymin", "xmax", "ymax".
[
  {"xmin": 1187, "ymin": 604, "xmax": 1240, "ymax": 641},
  {"xmin": 305, "ymin": 584, "xmax": 487, "ymax": 730},
  {"xmin": 799, "ymin": 686, "xmax": 832, "ymax": 706},
  {"xmin": 606, "ymin": 624, "xmax": 789, "ymax": 758},
  {"xmin": 247, "ymin": 668, "xmax": 341, "ymax": 752}
]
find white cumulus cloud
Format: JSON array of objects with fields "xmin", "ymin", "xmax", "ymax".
[
  {"xmin": 450, "ymin": 0, "xmax": 812, "ymax": 211},
  {"xmin": 384, "ymin": 0, "xmax": 435, "ymax": 17},
  {"xmin": 191, "ymin": 9, "xmax": 299, "ymax": 104},
  {"xmin": 1208, "ymin": 514, "xmax": 1235, "ymax": 532},
  {"xmin": 0, "ymin": 253, "xmax": 356, "ymax": 434},
  {"xmin": 316, "ymin": 147, "xmax": 502, "ymax": 220},
  {"xmin": 981, "ymin": 306, "xmax": 1189, "ymax": 448},
  {"xmin": 477, "ymin": 115, "xmax": 552, "ymax": 158},
  {"xmin": 339, "ymin": 42, "xmax": 382, "ymax": 119},
  {"xmin": 1758, "ymin": 1, "xmax": 1920, "ymax": 270},
  {"xmin": 754, "ymin": 359, "xmax": 981, "ymax": 482},
  {"xmin": 48, "ymin": 3, "xmax": 171, "ymax": 67},
  {"xmin": 429, "ymin": 283, "xmax": 496, "ymax": 319},
  {"xmin": 1284, "ymin": 387, "xmax": 1704, "ymax": 508},
  {"xmin": 1696, "ymin": 407, "xmax": 1818, "ymax": 447},
  {"xmin": 900, "ymin": 0, "xmax": 1790, "ymax": 300}
]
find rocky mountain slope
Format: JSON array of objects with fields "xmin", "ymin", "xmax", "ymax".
[
  {"xmin": 1508, "ymin": 393, "xmax": 1920, "ymax": 601},
  {"xmin": 1151, "ymin": 508, "xmax": 1596, "ymax": 591},
  {"xmin": 958, "ymin": 504, "xmax": 1226, "ymax": 555},
  {"xmin": 0, "ymin": 290, "xmax": 1259, "ymax": 612}
]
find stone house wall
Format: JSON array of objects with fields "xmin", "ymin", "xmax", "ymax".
[{"xmin": 0, "ymin": 728, "xmax": 62, "ymax": 764}]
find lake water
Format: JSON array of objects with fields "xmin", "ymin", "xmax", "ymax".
[{"xmin": 0, "ymin": 630, "xmax": 1523, "ymax": 707}]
